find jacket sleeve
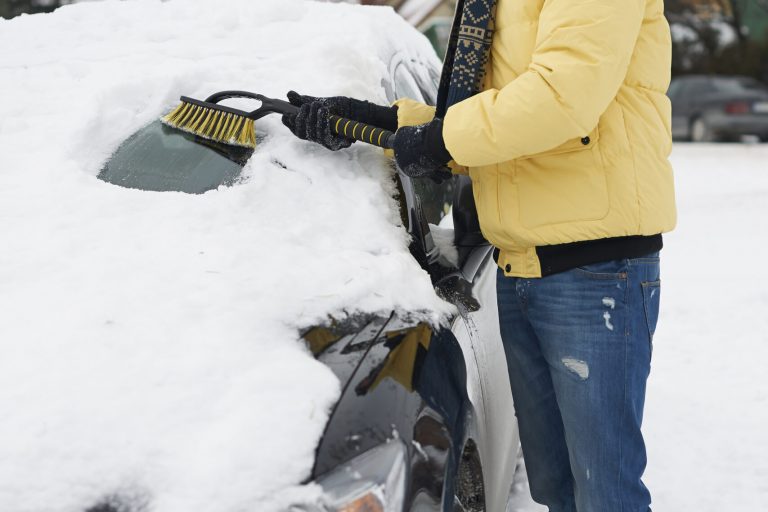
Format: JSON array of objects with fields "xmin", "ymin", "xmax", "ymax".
[
  {"xmin": 393, "ymin": 97, "xmax": 436, "ymax": 127},
  {"xmin": 390, "ymin": 98, "xmax": 469, "ymax": 175},
  {"xmin": 443, "ymin": 0, "xmax": 645, "ymax": 167}
]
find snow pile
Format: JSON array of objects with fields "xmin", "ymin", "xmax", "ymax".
[{"xmin": 0, "ymin": 1, "xmax": 448, "ymax": 511}]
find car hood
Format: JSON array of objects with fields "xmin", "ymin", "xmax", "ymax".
[{"xmin": 302, "ymin": 314, "xmax": 393, "ymax": 390}]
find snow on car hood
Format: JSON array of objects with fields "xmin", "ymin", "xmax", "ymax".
[{"xmin": 0, "ymin": 1, "xmax": 450, "ymax": 511}]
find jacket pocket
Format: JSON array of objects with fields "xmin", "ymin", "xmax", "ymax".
[
  {"xmin": 468, "ymin": 164, "xmax": 499, "ymax": 236},
  {"xmin": 517, "ymin": 126, "xmax": 601, "ymax": 160},
  {"xmin": 508, "ymin": 126, "xmax": 610, "ymax": 229}
]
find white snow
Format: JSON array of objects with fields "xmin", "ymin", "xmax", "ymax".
[
  {"xmin": 508, "ymin": 143, "xmax": 768, "ymax": 510},
  {"xmin": 429, "ymin": 223, "xmax": 459, "ymax": 268},
  {"xmin": 0, "ymin": 1, "xmax": 449, "ymax": 512},
  {"xmin": 646, "ymin": 143, "xmax": 768, "ymax": 511}
]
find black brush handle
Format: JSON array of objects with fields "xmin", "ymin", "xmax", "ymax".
[
  {"xmin": 202, "ymin": 91, "xmax": 396, "ymax": 149},
  {"xmin": 203, "ymin": 91, "xmax": 295, "ymax": 117}
]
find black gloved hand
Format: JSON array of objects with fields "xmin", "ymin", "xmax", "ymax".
[
  {"xmin": 281, "ymin": 91, "xmax": 399, "ymax": 151},
  {"xmin": 392, "ymin": 118, "xmax": 453, "ymax": 184},
  {"xmin": 282, "ymin": 100, "xmax": 352, "ymax": 151},
  {"xmin": 286, "ymin": 91, "xmax": 399, "ymax": 131}
]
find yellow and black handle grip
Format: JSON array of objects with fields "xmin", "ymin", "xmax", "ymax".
[
  {"xmin": 326, "ymin": 114, "xmax": 395, "ymax": 150},
  {"xmin": 201, "ymin": 90, "xmax": 396, "ymax": 150}
]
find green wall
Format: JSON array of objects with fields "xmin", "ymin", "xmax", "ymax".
[{"xmin": 733, "ymin": 0, "xmax": 768, "ymax": 42}]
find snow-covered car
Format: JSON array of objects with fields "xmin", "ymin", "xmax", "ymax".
[
  {"xmin": 98, "ymin": 48, "xmax": 520, "ymax": 512},
  {"xmin": 1, "ymin": 2, "xmax": 518, "ymax": 512}
]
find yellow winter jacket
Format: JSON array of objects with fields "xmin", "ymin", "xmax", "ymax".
[{"xmin": 396, "ymin": 0, "xmax": 677, "ymax": 278}]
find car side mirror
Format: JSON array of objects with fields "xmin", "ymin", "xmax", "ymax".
[{"xmin": 434, "ymin": 274, "xmax": 481, "ymax": 315}]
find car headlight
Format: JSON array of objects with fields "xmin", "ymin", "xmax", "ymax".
[{"xmin": 293, "ymin": 438, "xmax": 408, "ymax": 512}]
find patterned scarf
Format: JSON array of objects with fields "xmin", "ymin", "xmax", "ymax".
[{"xmin": 435, "ymin": 0, "xmax": 497, "ymax": 118}]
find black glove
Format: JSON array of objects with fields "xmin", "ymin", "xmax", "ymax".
[
  {"xmin": 281, "ymin": 91, "xmax": 399, "ymax": 151},
  {"xmin": 282, "ymin": 101, "xmax": 351, "ymax": 151},
  {"xmin": 392, "ymin": 118, "xmax": 453, "ymax": 183}
]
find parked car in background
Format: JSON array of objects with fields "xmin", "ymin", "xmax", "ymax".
[
  {"xmin": 98, "ymin": 45, "xmax": 520, "ymax": 512},
  {"xmin": 668, "ymin": 75, "xmax": 768, "ymax": 142}
]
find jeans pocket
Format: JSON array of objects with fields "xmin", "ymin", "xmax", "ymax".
[
  {"xmin": 641, "ymin": 280, "xmax": 661, "ymax": 347},
  {"xmin": 573, "ymin": 259, "xmax": 629, "ymax": 280}
]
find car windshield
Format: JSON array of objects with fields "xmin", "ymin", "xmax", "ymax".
[
  {"xmin": 98, "ymin": 120, "xmax": 254, "ymax": 194},
  {"xmin": 712, "ymin": 77, "xmax": 768, "ymax": 94}
]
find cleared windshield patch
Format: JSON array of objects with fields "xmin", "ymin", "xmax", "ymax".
[{"xmin": 98, "ymin": 120, "xmax": 255, "ymax": 194}]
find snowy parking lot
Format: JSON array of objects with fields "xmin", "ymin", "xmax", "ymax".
[{"xmin": 508, "ymin": 143, "xmax": 768, "ymax": 512}]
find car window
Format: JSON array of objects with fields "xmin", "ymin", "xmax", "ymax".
[
  {"xmin": 411, "ymin": 176, "xmax": 455, "ymax": 227},
  {"xmin": 392, "ymin": 60, "xmax": 453, "ymax": 228},
  {"xmin": 688, "ymin": 79, "xmax": 717, "ymax": 95},
  {"xmin": 712, "ymin": 77, "xmax": 768, "ymax": 94},
  {"xmin": 98, "ymin": 120, "xmax": 252, "ymax": 194},
  {"xmin": 413, "ymin": 64, "xmax": 440, "ymax": 106},
  {"xmin": 393, "ymin": 62, "xmax": 426, "ymax": 102}
]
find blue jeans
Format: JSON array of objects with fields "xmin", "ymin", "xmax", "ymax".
[{"xmin": 497, "ymin": 254, "xmax": 661, "ymax": 512}]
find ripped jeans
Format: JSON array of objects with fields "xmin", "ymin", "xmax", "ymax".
[{"xmin": 497, "ymin": 253, "xmax": 660, "ymax": 512}]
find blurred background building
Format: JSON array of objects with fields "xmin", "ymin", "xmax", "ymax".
[{"xmin": 358, "ymin": 0, "xmax": 456, "ymax": 57}]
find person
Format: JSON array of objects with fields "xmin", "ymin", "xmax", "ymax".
[{"xmin": 282, "ymin": 0, "xmax": 676, "ymax": 509}]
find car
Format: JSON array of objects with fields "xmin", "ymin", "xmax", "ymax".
[
  {"xmin": 97, "ymin": 48, "xmax": 521, "ymax": 512},
  {"xmin": 668, "ymin": 74, "xmax": 768, "ymax": 142}
]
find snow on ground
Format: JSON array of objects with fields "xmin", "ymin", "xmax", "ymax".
[
  {"xmin": 506, "ymin": 456, "xmax": 545, "ymax": 512},
  {"xmin": 646, "ymin": 143, "xmax": 768, "ymax": 511},
  {"xmin": 0, "ymin": 2, "xmax": 449, "ymax": 512},
  {"xmin": 507, "ymin": 143, "xmax": 768, "ymax": 511}
]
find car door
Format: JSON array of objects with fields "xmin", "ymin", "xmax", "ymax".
[
  {"xmin": 391, "ymin": 59, "xmax": 521, "ymax": 511},
  {"xmin": 453, "ymin": 225, "xmax": 519, "ymax": 512},
  {"xmin": 408, "ymin": 174, "xmax": 520, "ymax": 512},
  {"xmin": 385, "ymin": 99, "xmax": 519, "ymax": 512}
]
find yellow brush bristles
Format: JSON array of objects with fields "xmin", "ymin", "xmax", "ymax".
[{"xmin": 161, "ymin": 101, "xmax": 256, "ymax": 148}]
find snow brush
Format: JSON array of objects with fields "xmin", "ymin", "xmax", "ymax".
[{"xmin": 161, "ymin": 90, "xmax": 396, "ymax": 150}]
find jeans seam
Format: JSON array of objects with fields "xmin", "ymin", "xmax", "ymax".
[
  {"xmin": 616, "ymin": 262, "xmax": 645, "ymax": 512},
  {"xmin": 618, "ymin": 268, "xmax": 632, "ymax": 512}
]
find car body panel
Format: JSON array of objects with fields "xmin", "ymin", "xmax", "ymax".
[
  {"xmin": 303, "ymin": 314, "xmax": 390, "ymax": 389},
  {"xmin": 311, "ymin": 316, "xmax": 467, "ymax": 511},
  {"xmin": 309, "ymin": 241, "xmax": 520, "ymax": 512},
  {"xmin": 454, "ymin": 251, "xmax": 519, "ymax": 512}
]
